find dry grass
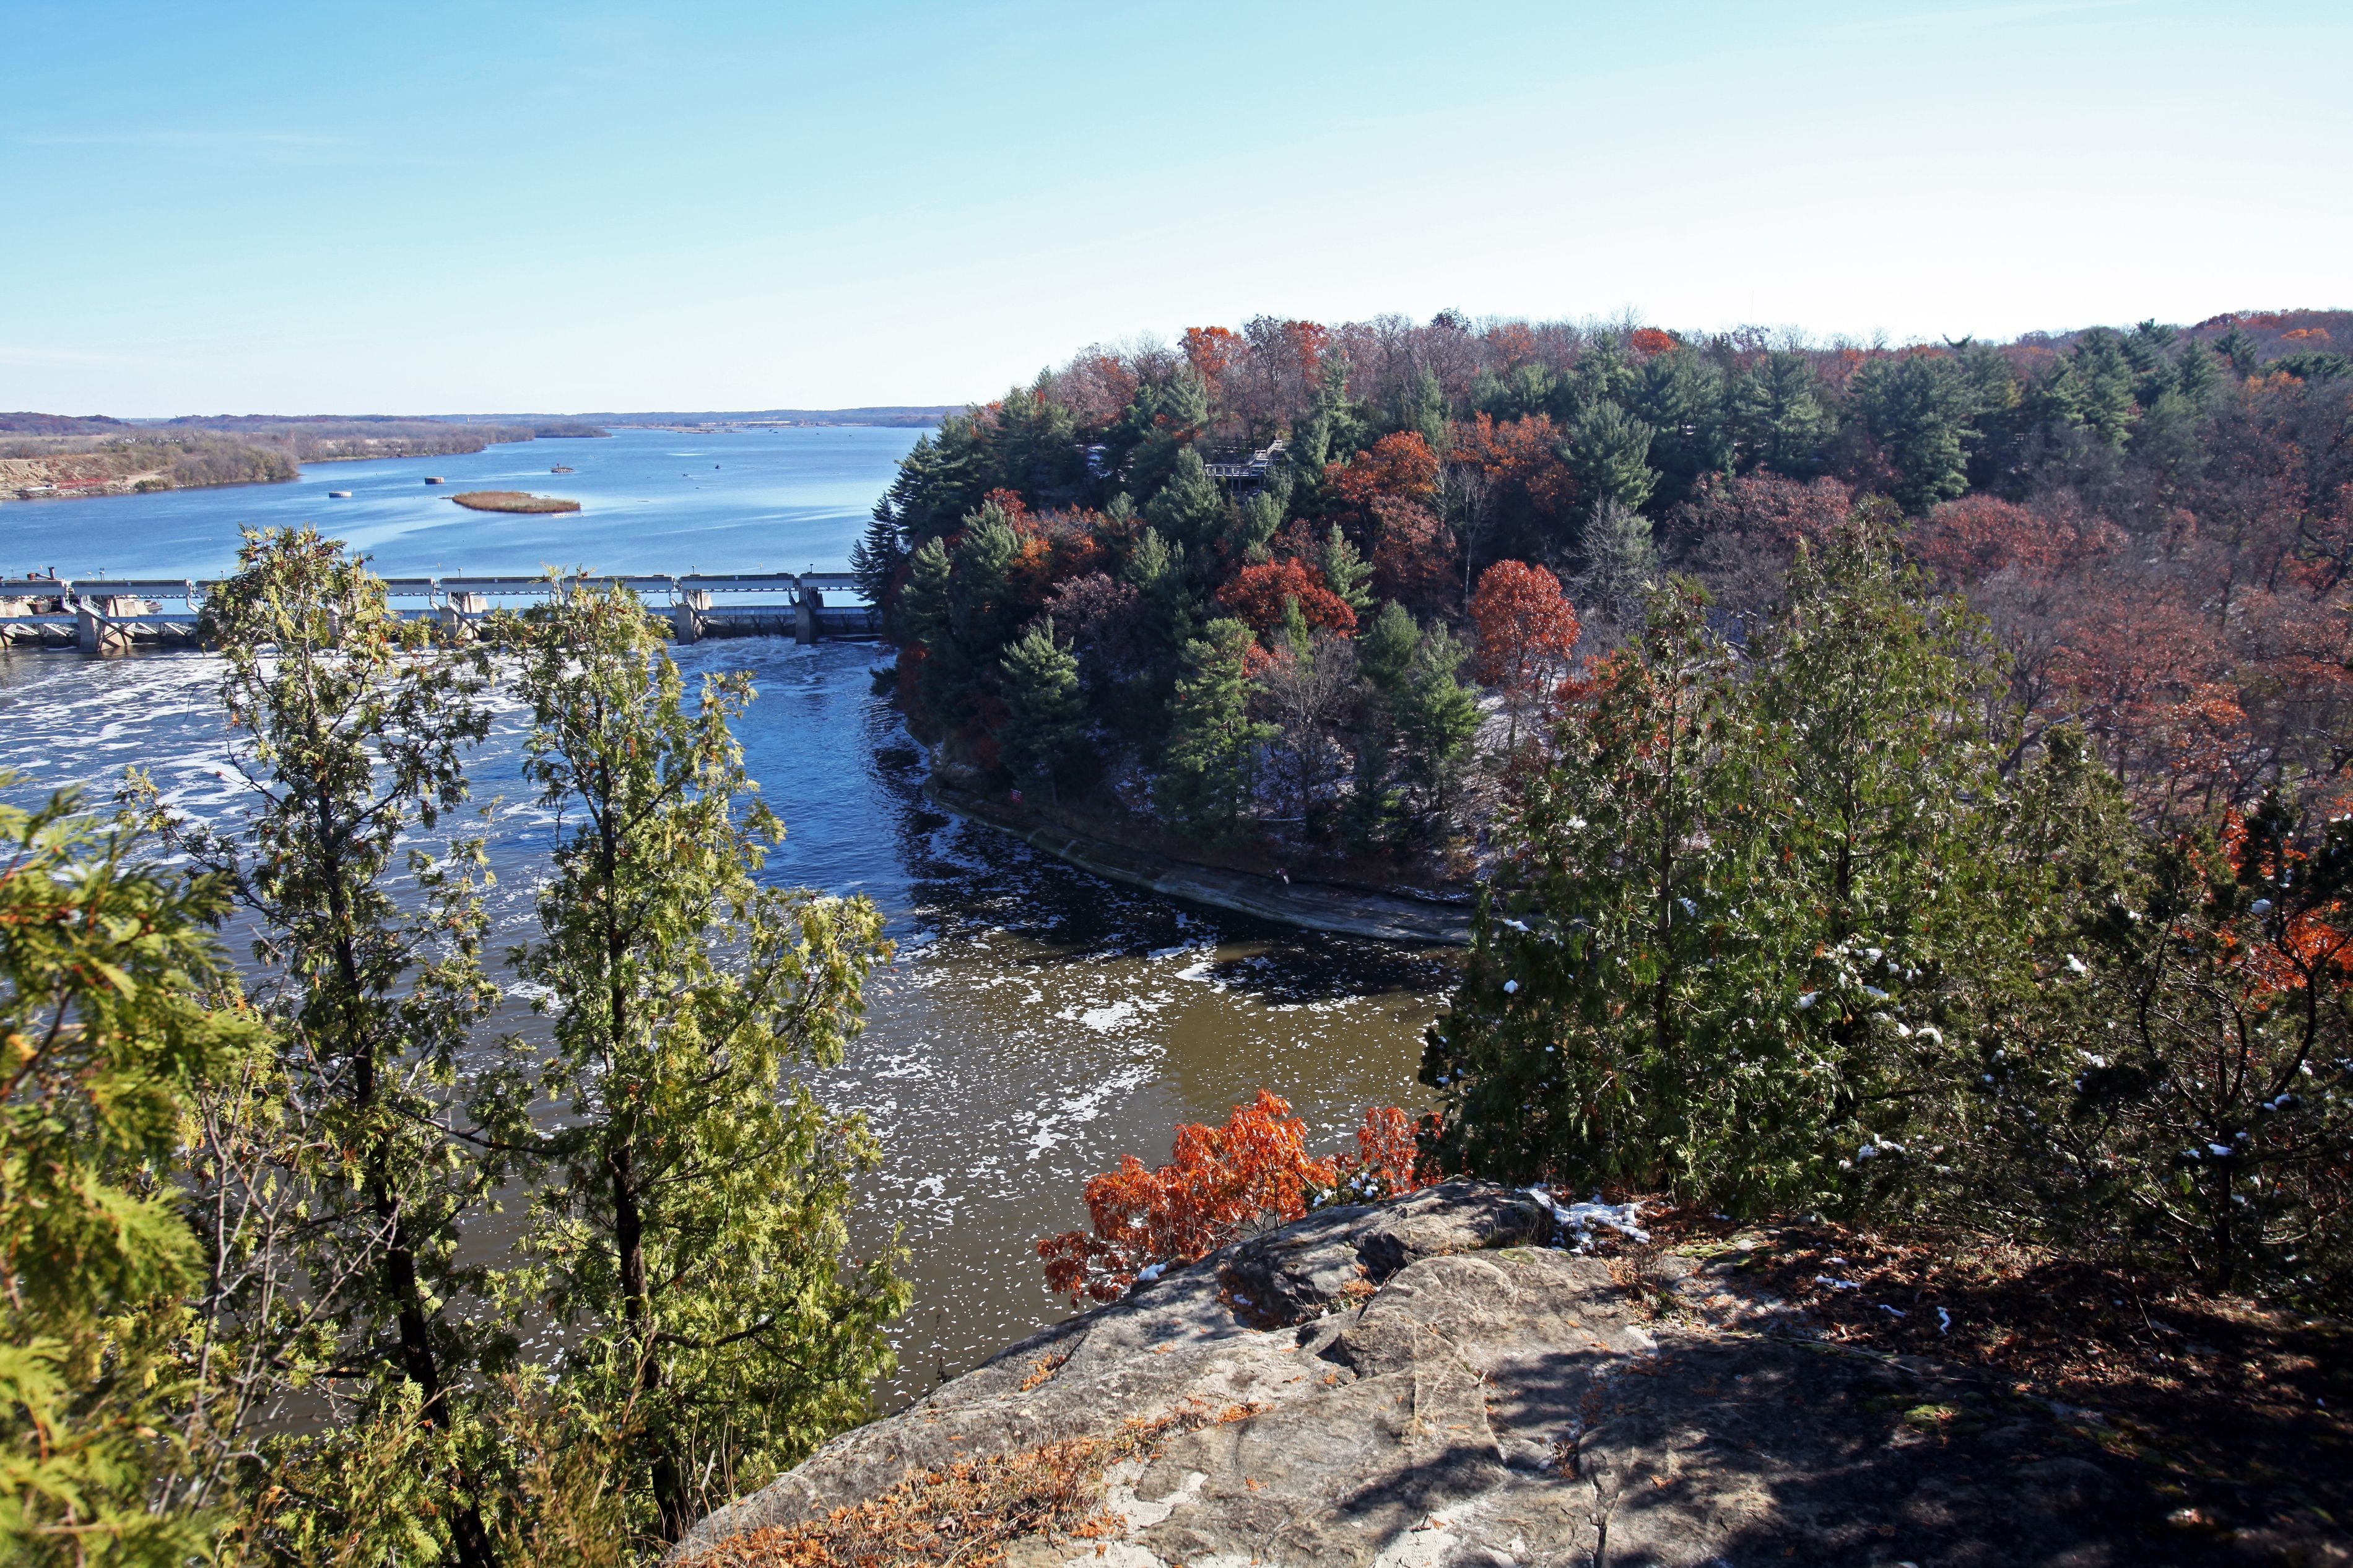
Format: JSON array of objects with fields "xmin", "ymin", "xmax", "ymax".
[
  {"xmin": 680, "ymin": 1401, "xmax": 1262, "ymax": 1568},
  {"xmin": 449, "ymin": 490, "xmax": 581, "ymax": 514}
]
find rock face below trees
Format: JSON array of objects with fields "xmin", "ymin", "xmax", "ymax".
[{"xmin": 678, "ymin": 1185, "xmax": 2268, "ymax": 1568}]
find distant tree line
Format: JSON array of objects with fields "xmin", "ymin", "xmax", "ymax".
[{"xmin": 854, "ymin": 308, "xmax": 2353, "ymax": 865}]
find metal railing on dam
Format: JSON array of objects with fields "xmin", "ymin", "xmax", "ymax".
[{"xmin": 0, "ymin": 572, "xmax": 882, "ymax": 653}]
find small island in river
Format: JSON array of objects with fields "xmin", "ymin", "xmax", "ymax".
[{"xmin": 448, "ymin": 490, "xmax": 581, "ymax": 514}]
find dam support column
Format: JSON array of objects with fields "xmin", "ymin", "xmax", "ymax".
[
  {"xmin": 670, "ymin": 589, "xmax": 709, "ymax": 644},
  {"xmin": 439, "ymin": 591, "xmax": 489, "ymax": 642},
  {"xmin": 796, "ymin": 586, "xmax": 820, "ymax": 645}
]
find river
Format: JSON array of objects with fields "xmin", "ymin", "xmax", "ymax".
[{"xmin": 0, "ymin": 429, "xmax": 1450, "ymax": 1410}]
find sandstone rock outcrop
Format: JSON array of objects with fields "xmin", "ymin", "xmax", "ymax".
[{"xmin": 678, "ymin": 1184, "xmax": 2299, "ymax": 1567}]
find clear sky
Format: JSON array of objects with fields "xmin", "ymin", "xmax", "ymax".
[{"xmin": 4, "ymin": 1, "xmax": 2346, "ymax": 417}]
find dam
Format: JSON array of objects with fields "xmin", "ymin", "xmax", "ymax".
[{"xmin": 0, "ymin": 571, "xmax": 881, "ymax": 652}]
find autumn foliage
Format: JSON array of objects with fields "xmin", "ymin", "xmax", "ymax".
[
  {"xmin": 1326, "ymin": 431, "xmax": 1440, "ymax": 510},
  {"xmin": 1037, "ymin": 1092, "xmax": 1438, "ymax": 1305},
  {"xmin": 1470, "ymin": 560, "xmax": 1581, "ymax": 698},
  {"xmin": 1214, "ymin": 559, "xmax": 1358, "ymax": 638}
]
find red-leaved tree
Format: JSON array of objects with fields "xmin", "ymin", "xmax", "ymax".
[
  {"xmin": 1471, "ymin": 560, "xmax": 1581, "ymax": 743},
  {"xmin": 1037, "ymin": 1092, "xmax": 1438, "ymax": 1304}
]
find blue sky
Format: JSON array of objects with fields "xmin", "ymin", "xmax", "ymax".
[{"xmin": 4, "ymin": 1, "xmax": 2346, "ymax": 415}]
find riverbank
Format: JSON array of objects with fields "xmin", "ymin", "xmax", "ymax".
[
  {"xmin": 925, "ymin": 778, "xmax": 1472, "ymax": 945},
  {"xmin": 0, "ymin": 418, "xmax": 604, "ymax": 501}
]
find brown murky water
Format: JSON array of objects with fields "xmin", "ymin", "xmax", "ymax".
[{"xmin": 0, "ymin": 640, "xmax": 1456, "ymax": 1412}]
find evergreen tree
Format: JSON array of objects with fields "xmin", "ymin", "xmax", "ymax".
[
  {"xmin": 1632, "ymin": 349, "xmax": 1729, "ymax": 510},
  {"xmin": 1728, "ymin": 350, "xmax": 1830, "ymax": 478},
  {"xmin": 848, "ymin": 502, "xmax": 909, "ymax": 629},
  {"xmin": 1562, "ymin": 399, "xmax": 1658, "ymax": 517},
  {"xmin": 1313, "ymin": 521, "xmax": 1374, "ymax": 613},
  {"xmin": 998, "ymin": 616, "xmax": 1087, "ymax": 798},
  {"xmin": 1397, "ymin": 366, "xmax": 1447, "ymax": 451},
  {"xmin": 493, "ymin": 583, "xmax": 905, "ymax": 1547},
  {"xmin": 1343, "ymin": 602, "xmax": 1422, "ymax": 846},
  {"xmin": 1, "ymin": 787, "xmax": 259, "ymax": 1567},
  {"xmin": 1424, "ymin": 583, "xmax": 1747, "ymax": 1187},
  {"xmin": 900, "ymin": 535, "xmax": 960, "ymax": 714},
  {"xmin": 1392, "ymin": 620, "xmax": 1482, "ymax": 831},
  {"xmin": 1577, "ymin": 500, "xmax": 1663, "ymax": 626},
  {"xmin": 1122, "ymin": 526, "xmax": 1197, "ymax": 675},
  {"xmin": 1233, "ymin": 488, "xmax": 1284, "ymax": 560},
  {"xmin": 1155, "ymin": 618, "xmax": 1274, "ymax": 841},
  {"xmin": 1855, "ymin": 353, "xmax": 1977, "ymax": 511},
  {"xmin": 1144, "ymin": 446, "xmax": 1226, "ymax": 555},
  {"xmin": 187, "ymin": 527, "xmax": 502, "ymax": 1568}
]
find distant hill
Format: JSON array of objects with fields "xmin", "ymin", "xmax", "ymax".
[{"xmin": 427, "ymin": 407, "xmax": 959, "ymax": 428}]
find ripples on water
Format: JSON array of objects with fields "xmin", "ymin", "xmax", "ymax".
[{"xmin": 0, "ymin": 640, "xmax": 1452, "ymax": 1410}]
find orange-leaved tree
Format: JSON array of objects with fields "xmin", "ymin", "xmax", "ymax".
[
  {"xmin": 1214, "ymin": 559, "xmax": 1358, "ymax": 639},
  {"xmin": 1038, "ymin": 1092, "xmax": 1437, "ymax": 1304},
  {"xmin": 1470, "ymin": 560, "xmax": 1581, "ymax": 745}
]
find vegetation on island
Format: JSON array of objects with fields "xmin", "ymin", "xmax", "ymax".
[
  {"xmin": 0, "ymin": 528, "xmax": 898, "ymax": 1566},
  {"xmin": 450, "ymin": 490, "xmax": 582, "ymax": 514},
  {"xmin": 1021, "ymin": 308, "xmax": 2352, "ymax": 1341}
]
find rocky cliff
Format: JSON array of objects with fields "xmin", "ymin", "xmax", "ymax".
[{"xmin": 679, "ymin": 1184, "xmax": 2341, "ymax": 1568}]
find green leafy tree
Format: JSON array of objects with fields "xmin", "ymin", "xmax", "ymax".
[
  {"xmin": 1155, "ymin": 618, "xmax": 1274, "ymax": 841},
  {"xmin": 1, "ymin": 787, "xmax": 258, "ymax": 1567},
  {"xmin": 1425, "ymin": 583, "xmax": 1747, "ymax": 1186},
  {"xmin": 490, "ymin": 583, "xmax": 905, "ymax": 1547},
  {"xmin": 186, "ymin": 527, "xmax": 502, "ymax": 1568},
  {"xmin": 999, "ymin": 617, "xmax": 1087, "ymax": 798}
]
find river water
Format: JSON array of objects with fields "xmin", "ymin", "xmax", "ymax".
[{"xmin": 0, "ymin": 431, "xmax": 1449, "ymax": 1410}]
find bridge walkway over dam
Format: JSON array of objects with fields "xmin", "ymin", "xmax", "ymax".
[{"xmin": 0, "ymin": 572, "xmax": 881, "ymax": 654}]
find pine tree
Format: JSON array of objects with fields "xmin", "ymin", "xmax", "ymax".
[
  {"xmin": 1855, "ymin": 354, "xmax": 1976, "ymax": 511},
  {"xmin": 1577, "ymin": 500, "xmax": 1662, "ymax": 626},
  {"xmin": 1155, "ymin": 618, "xmax": 1274, "ymax": 841},
  {"xmin": 848, "ymin": 502, "xmax": 909, "ymax": 629},
  {"xmin": 1144, "ymin": 446, "xmax": 1227, "ymax": 555},
  {"xmin": 1632, "ymin": 349, "xmax": 1729, "ymax": 510},
  {"xmin": 494, "ymin": 583, "xmax": 905, "ymax": 1546},
  {"xmin": 1344, "ymin": 602, "xmax": 1422, "ymax": 846},
  {"xmin": 1398, "ymin": 366, "xmax": 1447, "ymax": 451},
  {"xmin": 1393, "ymin": 620, "xmax": 1481, "ymax": 831},
  {"xmin": 1315, "ymin": 522, "xmax": 1374, "ymax": 613},
  {"xmin": 999, "ymin": 616, "xmax": 1086, "ymax": 798},
  {"xmin": 1562, "ymin": 399, "xmax": 1657, "ymax": 516},
  {"xmin": 1728, "ymin": 351, "xmax": 1830, "ymax": 479}
]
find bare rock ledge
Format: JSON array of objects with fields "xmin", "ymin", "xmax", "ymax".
[{"xmin": 677, "ymin": 1184, "xmax": 2274, "ymax": 1568}]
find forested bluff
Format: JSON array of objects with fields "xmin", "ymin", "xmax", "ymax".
[
  {"xmin": 6, "ymin": 305, "xmax": 2352, "ymax": 1568},
  {"xmin": 0, "ymin": 414, "xmax": 605, "ymax": 499}
]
